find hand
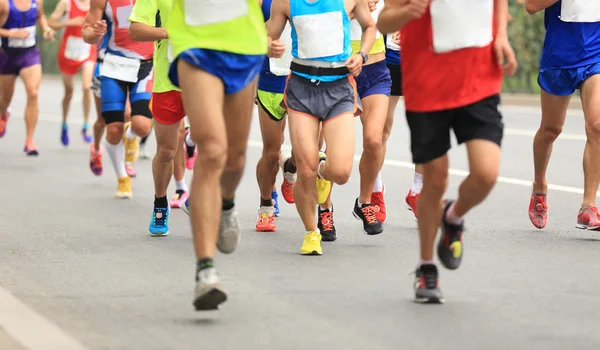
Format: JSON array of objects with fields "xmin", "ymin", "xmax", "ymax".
[
  {"xmin": 69, "ymin": 16, "xmax": 86, "ymax": 27},
  {"xmin": 402, "ymin": 0, "xmax": 429, "ymax": 20},
  {"xmin": 392, "ymin": 31, "xmax": 400, "ymax": 45},
  {"xmin": 345, "ymin": 53, "xmax": 363, "ymax": 77},
  {"xmin": 368, "ymin": 0, "xmax": 379, "ymax": 12},
  {"xmin": 268, "ymin": 38, "xmax": 285, "ymax": 58},
  {"xmin": 494, "ymin": 34, "xmax": 517, "ymax": 77},
  {"xmin": 11, "ymin": 29, "xmax": 30, "ymax": 39},
  {"xmin": 43, "ymin": 28, "xmax": 55, "ymax": 41},
  {"xmin": 92, "ymin": 20, "xmax": 107, "ymax": 38}
]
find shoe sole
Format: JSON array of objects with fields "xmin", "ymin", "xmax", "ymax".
[
  {"xmin": 256, "ymin": 227, "xmax": 276, "ymax": 232},
  {"xmin": 116, "ymin": 193, "xmax": 133, "ymax": 199},
  {"xmin": 301, "ymin": 251, "xmax": 322, "ymax": 256},
  {"xmin": 193, "ymin": 288, "xmax": 227, "ymax": 311},
  {"xmin": 414, "ymin": 296, "xmax": 445, "ymax": 304},
  {"xmin": 352, "ymin": 209, "xmax": 383, "ymax": 236},
  {"xmin": 576, "ymin": 223, "xmax": 600, "ymax": 230},
  {"xmin": 150, "ymin": 231, "xmax": 169, "ymax": 237}
]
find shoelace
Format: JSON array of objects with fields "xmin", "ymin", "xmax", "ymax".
[
  {"xmin": 153, "ymin": 208, "xmax": 168, "ymax": 226},
  {"xmin": 320, "ymin": 211, "xmax": 333, "ymax": 231},
  {"xmin": 423, "ymin": 270, "xmax": 438, "ymax": 289},
  {"xmin": 360, "ymin": 205, "xmax": 378, "ymax": 224},
  {"xmin": 534, "ymin": 195, "xmax": 547, "ymax": 214},
  {"xmin": 283, "ymin": 179, "xmax": 294, "ymax": 192}
]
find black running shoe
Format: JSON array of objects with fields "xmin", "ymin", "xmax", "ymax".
[
  {"xmin": 437, "ymin": 200, "xmax": 464, "ymax": 270},
  {"xmin": 414, "ymin": 264, "xmax": 444, "ymax": 304},
  {"xmin": 318, "ymin": 205, "xmax": 337, "ymax": 242},
  {"xmin": 352, "ymin": 198, "xmax": 383, "ymax": 235}
]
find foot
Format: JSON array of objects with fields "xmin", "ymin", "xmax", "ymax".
[
  {"xmin": 316, "ymin": 152, "xmax": 331, "ymax": 205},
  {"xmin": 184, "ymin": 128, "xmax": 197, "ymax": 170},
  {"xmin": 576, "ymin": 205, "xmax": 600, "ymax": 230},
  {"xmin": 529, "ymin": 189, "xmax": 548, "ymax": 229},
  {"xmin": 300, "ymin": 231, "xmax": 322, "ymax": 256},
  {"xmin": 61, "ymin": 125, "xmax": 69, "ymax": 146},
  {"xmin": 272, "ymin": 190, "xmax": 280, "ymax": 217},
  {"xmin": 149, "ymin": 205, "xmax": 170, "ymax": 236},
  {"xmin": 352, "ymin": 198, "xmax": 384, "ymax": 235},
  {"xmin": 89, "ymin": 144, "xmax": 103, "ymax": 176},
  {"xmin": 169, "ymin": 190, "xmax": 189, "ymax": 208},
  {"xmin": 255, "ymin": 206, "xmax": 276, "ymax": 232},
  {"xmin": 115, "ymin": 176, "xmax": 132, "ymax": 199},
  {"xmin": 218, "ymin": 208, "xmax": 241, "ymax": 254},
  {"xmin": 414, "ymin": 264, "xmax": 444, "ymax": 304},
  {"xmin": 193, "ymin": 267, "xmax": 227, "ymax": 311},
  {"xmin": 318, "ymin": 205, "xmax": 337, "ymax": 242},
  {"xmin": 125, "ymin": 163, "xmax": 137, "ymax": 178},
  {"xmin": 405, "ymin": 189, "xmax": 419, "ymax": 220},
  {"xmin": 280, "ymin": 152, "xmax": 296, "ymax": 204},
  {"xmin": 437, "ymin": 200, "xmax": 464, "ymax": 270},
  {"xmin": 371, "ymin": 186, "xmax": 386, "ymax": 223},
  {"xmin": 182, "ymin": 197, "xmax": 190, "ymax": 216},
  {"xmin": 0, "ymin": 108, "xmax": 10, "ymax": 138},
  {"xmin": 23, "ymin": 140, "xmax": 38, "ymax": 156},
  {"xmin": 82, "ymin": 127, "xmax": 92, "ymax": 143},
  {"xmin": 123, "ymin": 122, "xmax": 139, "ymax": 164}
]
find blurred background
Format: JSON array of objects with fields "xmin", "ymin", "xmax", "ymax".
[{"xmin": 37, "ymin": 0, "xmax": 545, "ymax": 94}]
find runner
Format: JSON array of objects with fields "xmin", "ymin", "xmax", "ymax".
[
  {"xmin": 0, "ymin": 0, "xmax": 55, "ymax": 155},
  {"xmin": 169, "ymin": 123, "xmax": 193, "ymax": 209},
  {"xmin": 268, "ymin": 0, "xmax": 376, "ymax": 255},
  {"xmin": 82, "ymin": 0, "xmax": 154, "ymax": 198},
  {"xmin": 378, "ymin": 0, "xmax": 517, "ymax": 303},
  {"xmin": 525, "ymin": 0, "xmax": 600, "ymax": 230},
  {"xmin": 381, "ymin": 29, "xmax": 423, "ymax": 221},
  {"xmin": 48, "ymin": 0, "xmax": 96, "ymax": 147},
  {"xmin": 167, "ymin": 0, "xmax": 267, "ymax": 310},
  {"xmin": 129, "ymin": 0, "xmax": 186, "ymax": 236},
  {"xmin": 254, "ymin": 0, "xmax": 291, "ymax": 233}
]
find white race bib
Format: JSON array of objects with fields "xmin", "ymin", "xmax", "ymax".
[
  {"xmin": 294, "ymin": 11, "xmax": 344, "ymax": 59},
  {"xmin": 560, "ymin": 0, "xmax": 600, "ymax": 23},
  {"xmin": 269, "ymin": 22, "xmax": 293, "ymax": 76},
  {"xmin": 100, "ymin": 53, "xmax": 140, "ymax": 83},
  {"xmin": 430, "ymin": 0, "xmax": 493, "ymax": 54},
  {"xmin": 183, "ymin": 0, "xmax": 249, "ymax": 26},
  {"xmin": 64, "ymin": 36, "xmax": 91, "ymax": 61},
  {"xmin": 7, "ymin": 26, "xmax": 36, "ymax": 48},
  {"xmin": 350, "ymin": 1, "xmax": 383, "ymax": 41},
  {"xmin": 386, "ymin": 32, "xmax": 400, "ymax": 51}
]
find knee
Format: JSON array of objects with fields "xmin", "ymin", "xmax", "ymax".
[
  {"xmin": 539, "ymin": 124, "xmax": 562, "ymax": 142},
  {"xmin": 82, "ymin": 85, "xmax": 92, "ymax": 96},
  {"xmin": 262, "ymin": 145, "xmax": 281, "ymax": 169},
  {"xmin": 382, "ymin": 124, "xmax": 393, "ymax": 143},
  {"xmin": 156, "ymin": 143, "xmax": 177, "ymax": 162},
  {"xmin": 471, "ymin": 167, "xmax": 499, "ymax": 192},
  {"xmin": 64, "ymin": 89, "xmax": 74, "ymax": 101},
  {"xmin": 585, "ymin": 118, "xmax": 600, "ymax": 140},
  {"xmin": 226, "ymin": 145, "xmax": 248, "ymax": 173},
  {"xmin": 363, "ymin": 134, "xmax": 383, "ymax": 156},
  {"xmin": 196, "ymin": 139, "xmax": 227, "ymax": 170},
  {"xmin": 297, "ymin": 158, "xmax": 318, "ymax": 180},
  {"xmin": 331, "ymin": 166, "xmax": 351, "ymax": 185},
  {"xmin": 26, "ymin": 88, "xmax": 38, "ymax": 102},
  {"xmin": 424, "ymin": 166, "xmax": 448, "ymax": 195},
  {"xmin": 106, "ymin": 123, "xmax": 123, "ymax": 141}
]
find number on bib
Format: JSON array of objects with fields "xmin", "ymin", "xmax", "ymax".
[
  {"xmin": 183, "ymin": 0, "xmax": 249, "ymax": 26},
  {"xmin": 64, "ymin": 36, "xmax": 91, "ymax": 61},
  {"xmin": 7, "ymin": 26, "xmax": 36, "ymax": 48},
  {"xmin": 294, "ymin": 12, "xmax": 344, "ymax": 59},
  {"xmin": 430, "ymin": 0, "xmax": 493, "ymax": 54},
  {"xmin": 100, "ymin": 53, "xmax": 141, "ymax": 83},
  {"xmin": 269, "ymin": 22, "xmax": 293, "ymax": 76},
  {"xmin": 561, "ymin": 0, "xmax": 600, "ymax": 23}
]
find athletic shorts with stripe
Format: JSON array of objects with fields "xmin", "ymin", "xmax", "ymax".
[
  {"xmin": 150, "ymin": 90, "xmax": 186, "ymax": 125},
  {"xmin": 256, "ymin": 90, "xmax": 286, "ymax": 121}
]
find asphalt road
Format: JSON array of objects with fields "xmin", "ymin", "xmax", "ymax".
[{"xmin": 1, "ymin": 78, "xmax": 599, "ymax": 350}]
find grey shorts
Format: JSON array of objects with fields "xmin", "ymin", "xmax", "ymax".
[{"xmin": 283, "ymin": 73, "xmax": 362, "ymax": 122}]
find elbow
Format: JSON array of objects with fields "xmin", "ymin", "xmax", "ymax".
[
  {"xmin": 128, "ymin": 27, "xmax": 139, "ymax": 41},
  {"xmin": 524, "ymin": 2, "xmax": 539, "ymax": 15}
]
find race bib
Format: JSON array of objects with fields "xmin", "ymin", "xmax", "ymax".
[
  {"xmin": 386, "ymin": 32, "xmax": 400, "ymax": 51},
  {"xmin": 64, "ymin": 36, "xmax": 91, "ymax": 61},
  {"xmin": 560, "ymin": 0, "xmax": 600, "ymax": 22},
  {"xmin": 269, "ymin": 22, "xmax": 293, "ymax": 76},
  {"xmin": 183, "ymin": 0, "xmax": 248, "ymax": 26},
  {"xmin": 430, "ymin": 0, "xmax": 493, "ymax": 54},
  {"xmin": 116, "ymin": 5, "xmax": 133, "ymax": 29},
  {"xmin": 294, "ymin": 12, "xmax": 344, "ymax": 59},
  {"xmin": 7, "ymin": 26, "xmax": 36, "ymax": 48},
  {"xmin": 100, "ymin": 53, "xmax": 140, "ymax": 83}
]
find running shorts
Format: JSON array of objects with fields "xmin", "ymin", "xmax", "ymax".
[
  {"xmin": 283, "ymin": 73, "xmax": 362, "ymax": 122},
  {"xmin": 406, "ymin": 94, "xmax": 503, "ymax": 164},
  {"xmin": 169, "ymin": 48, "xmax": 264, "ymax": 95},
  {"xmin": 538, "ymin": 62, "xmax": 600, "ymax": 96},
  {"xmin": 355, "ymin": 60, "xmax": 391, "ymax": 98},
  {"xmin": 387, "ymin": 64, "xmax": 402, "ymax": 97},
  {"xmin": 150, "ymin": 90, "xmax": 186, "ymax": 125},
  {"xmin": 0, "ymin": 47, "xmax": 40, "ymax": 75},
  {"xmin": 91, "ymin": 61, "xmax": 102, "ymax": 98},
  {"xmin": 257, "ymin": 89, "xmax": 286, "ymax": 121}
]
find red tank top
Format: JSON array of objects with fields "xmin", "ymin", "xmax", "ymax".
[
  {"xmin": 58, "ymin": 0, "xmax": 96, "ymax": 62},
  {"xmin": 400, "ymin": 10, "xmax": 502, "ymax": 112}
]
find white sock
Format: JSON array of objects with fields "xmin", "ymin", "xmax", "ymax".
[
  {"xmin": 125, "ymin": 125, "xmax": 137, "ymax": 140},
  {"xmin": 411, "ymin": 172, "xmax": 423, "ymax": 195},
  {"xmin": 373, "ymin": 171, "xmax": 383, "ymax": 192},
  {"xmin": 317, "ymin": 160, "xmax": 325, "ymax": 179},
  {"xmin": 185, "ymin": 132, "xmax": 195, "ymax": 147},
  {"xmin": 175, "ymin": 179, "xmax": 187, "ymax": 192},
  {"xmin": 419, "ymin": 260, "xmax": 435, "ymax": 266},
  {"xmin": 445, "ymin": 201, "xmax": 464, "ymax": 225},
  {"xmin": 105, "ymin": 140, "xmax": 128, "ymax": 178}
]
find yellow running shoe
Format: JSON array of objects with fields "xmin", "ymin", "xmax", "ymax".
[
  {"xmin": 116, "ymin": 176, "xmax": 132, "ymax": 199},
  {"xmin": 300, "ymin": 231, "xmax": 322, "ymax": 255},
  {"xmin": 123, "ymin": 122, "xmax": 139, "ymax": 164},
  {"xmin": 316, "ymin": 152, "xmax": 331, "ymax": 205}
]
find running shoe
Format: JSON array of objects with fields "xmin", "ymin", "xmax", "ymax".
[
  {"xmin": 61, "ymin": 124, "xmax": 69, "ymax": 146},
  {"xmin": 300, "ymin": 230, "xmax": 322, "ymax": 255},
  {"xmin": 139, "ymin": 143, "xmax": 151, "ymax": 160},
  {"xmin": 414, "ymin": 264, "xmax": 444, "ymax": 304},
  {"xmin": 437, "ymin": 200, "xmax": 464, "ymax": 270},
  {"xmin": 0, "ymin": 108, "xmax": 10, "ymax": 138},
  {"xmin": 528, "ymin": 189, "xmax": 548, "ymax": 229},
  {"xmin": 125, "ymin": 164, "xmax": 137, "ymax": 178},
  {"xmin": 170, "ymin": 190, "xmax": 189, "ymax": 208},
  {"xmin": 272, "ymin": 190, "xmax": 280, "ymax": 216},
  {"xmin": 316, "ymin": 152, "xmax": 331, "ymax": 205},
  {"xmin": 194, "ymin": 267, "xmax": 227, "ymax": 311},
  {"xmin": 184, "ymin": 127, "xmax": 197, "ymax": 170},
  {"xmin": 280, "ymin": 151, "xmax": 296, "ymax": 203},
  {"xmin": 23, "ymin": 140, "xmax": 38, "ymax": 156},
  {"xmin": 82, "ymin": 127, "xmax": 92, "ymax": 143},
  {"xmin": 116, "ymin": 176, "xmax": 132, "ymax": 199},
  {"xmin": 89, "ymin": 144, "xmax": 103, "ymax": 176},
  {"xmin": 318, "ymin": 205, "xmax": 337, "ymax": 242},
  {"xmin": 256, "ymin": 206, "xmax": 276, "ymax": 232},
  {"xmin": 405, "ymin": 189, "xmax": 419, "ymax": 220},
  {"xmin": 371, "ymin": 186, "xmax": 386, "ymax": 223},
  {"xmin": 352, "ymin": 198, "xmax": 383, "ymax": 235},
  {"xmin": 182, "ymin": 197, "xmax": 190, "ymax": 216},
  {"xmin": 123, "ymin": 122, "xmax": 139, "ymax": 163},
  {"xmin": 149, "ymin": 205, "xmax": 170, "ymax": 236},
  {"xmin": 576, "ymin": 205, "xmax": 600, "ymax": 230},
  {"xmin": 218, "ymin": 208, "xmax": 241, "ymax": 254}
]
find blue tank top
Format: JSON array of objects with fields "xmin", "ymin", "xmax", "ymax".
[
  {"xmin": 541, "ymin": 1, "xmax": 600, "ymax": 69},
  {"xmin": 290, "ymin": 0, "xmax": 351, "ymax": 82},
  {"xmin": 383, "ymin": 35, "xmax": 400, "ymax": 66},
  {"xmin": 258, "ymin": 0, "xmax": 287, "ymax": 94},
  {"xmin": 1, "ymin": 0, "xmax": 38, "ymax": 50}
]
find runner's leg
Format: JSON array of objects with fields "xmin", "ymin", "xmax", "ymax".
[
  {"xmin": 19, "ymin": 64, "xmax": 42, "ymax": 155},
  {"xmin": 61, "ymin": 74, "xmax": 74, "ymax": 146}
]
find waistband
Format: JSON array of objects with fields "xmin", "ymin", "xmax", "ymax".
[
  {"xmin": 291, "ymin": 61, "xmax": 349, "ymax": 77},
  {"xmin": 290, "ymin": 72, "xmax": 350, "ymax": 86},
  {"xmin": 361, "ymin": 59, "xmax": 388, "ymax": 73},
  {"xmin": 0, "ymin": 46, "xmax": 37, "ymax": 55}
]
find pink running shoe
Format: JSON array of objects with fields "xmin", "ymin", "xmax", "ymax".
[
  {"xmin": 169, "ymin": 190, "xmax": 189, "ymax": 208},
  {"xmin": 126, "ymin": 164, "xmax": 137, "ymax": 177},
  {"xmin": 184, "ymin": 128, "xmax": 197, "ymax": 170},
  {"xmin": 0, "ymin": 108, "xmax": 10, "ymax": 138}
]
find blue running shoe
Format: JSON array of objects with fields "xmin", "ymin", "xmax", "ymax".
[
  {"xmin": 272, "ymin": 190, "xmax": 280, "ymax": 217},
  {"xmin": 182, "ymin": 197, "xmax": 190, "ymax": 217},
  {"xmin": 61, "ymin": 124, "xmax": 69, "ymax": 146},
  {"xmin": 82, "ymin": 127, "xmax": 93, "ymax": 143},
  {"xmin": 149, "ymin": 206, "xmax": 170, "ymax": 236}
]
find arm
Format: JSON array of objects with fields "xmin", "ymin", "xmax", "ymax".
[
  {"xmin": 266, "ymin": 0, "xmax": 288, "ymax": 57},
  {"xmin": 128, "ymin": 0, "xmax": 166, "ymax": 42},
  {"xmin": 0, "ymin": 0, "xmax": 13, "ymax": 37},
  {"xmin": 129, "ymin": 22, "xmax": 167, "ymax": 42},
  {"xmin": 48, "ymin": 0, "xmax": 81, "ymax": 30},
  {"xmin": 82, "ymin": 0, "xmax": 106, "ymax": 44},
  {"xmin": 524, "ymin": 0, "xmax": 558, "ymax": 15},
  {"xmin": 352, "ymin": 0, "xmax": 376, "ymax": 55},
  {"xmin": 376, "ymin": 0, "xmax": 410, "ymax": 34},
  {"xmin": 36, "ymin": 0, "xmax": 54, "ymax": 37},
  {"xmin": 494, "ymin": 0, "xmax": 508, "ymax": 38}
]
